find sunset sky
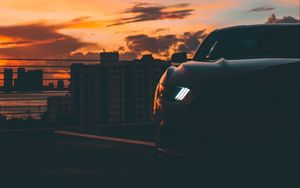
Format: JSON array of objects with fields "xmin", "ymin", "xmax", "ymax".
[{"xmin": 0, "ymin": 0, "xmax": 299, "ymax": 60}]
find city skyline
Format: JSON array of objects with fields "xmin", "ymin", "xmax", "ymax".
[
  {"xmin": 0, "ymin": 0, "xmax": 299, "ymax": 64},
  {"xmin": 1, "ymin": 67, "xmax": 67, "ymax": 90},
  {"xmin": 0, "ymin": 52, "xmax": 169, "ymax": 88}
]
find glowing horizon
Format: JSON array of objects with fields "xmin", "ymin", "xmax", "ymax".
[{"xmin": 0, "ymin": 0, "xmax": 299, "ymax": 60}]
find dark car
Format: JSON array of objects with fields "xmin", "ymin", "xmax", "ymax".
[
  {"xmin": 153, "ymin": 24, "xmax": 299, "ymax": 187},
  {"xmin": 154, "ymin": 24, "xmax": 299, "ymax": 157}
]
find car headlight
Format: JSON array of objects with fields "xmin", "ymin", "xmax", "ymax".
[
  {"xmin": 174, "ymin": 87, "xmax": 190, "ymax": 101},
  {"xmin": 156, "ymin": 84, "xmax": 190, "ymax": 101}
]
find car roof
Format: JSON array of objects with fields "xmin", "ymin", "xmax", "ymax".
[{"xmin": 216, "ymin": 23, "xmax": 300, "ymax": 32}]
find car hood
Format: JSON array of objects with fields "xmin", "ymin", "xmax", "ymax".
[{"xmin": 164, "ymin": 58, "xmax": 300, "ymax": 87}]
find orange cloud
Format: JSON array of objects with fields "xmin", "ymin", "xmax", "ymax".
[
  {"xmin": 59, "ymin": 16, "xmax": 107, "ymax": 29},
  {"xmin": 0, "ymin": 22, "xmax": 97, "ymax": 58},
  {"xmin": 108, "ymin": 3, "xmax": 194, "ymax": 26}
]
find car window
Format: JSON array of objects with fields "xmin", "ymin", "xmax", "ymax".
[
  {"xmin": 193, "ymin": 31, "xmax": 218, "ymax": 61},
  {"xmin": 194, "ymin": 25, "xmax": 300, "ymax": 61}
]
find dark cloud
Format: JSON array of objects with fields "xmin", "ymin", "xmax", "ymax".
[
  {"xmin": 126, "ymin": 34, "xmax": 178, "ymax": 54},
  {"xmin": 119, "ymin": 13, "xmax": 300, "ymax": 60},
  {"xmin": 108, "ymin": 3, "xmax": 194, "ymax": 26},
  {"xmin": 249, "ymin": 6, "xmax": 275, "ymax": 12},
  {"xmin": 117, "ymin": 46, "xmax": 137, "ymax": 60},
  {"xmin": 177, "ymin": 30, "xmax": 206, "ymax": 52},
  {"xmin": 151, "ymin": 28, "xmax": 170, "ymax": 34},
  {"xmin": 266, "ymin": 14, "xmax": 300, "ymax": 23},
  {"xmin": 0, "ymin": 24, "xmax": 62, "ymax": 41},
  {"xmin": 124, "ymin": 29, "xmax": 207, "ymax": 59},
  {"xmin": 0, "ymin": 23, "xmax": 96, "ymax": 58},
  {"xmin": 71, "ymin": 16, "xmax": 93, "ymax": 23},
  {"xmin": 120, "ymin": 51, "xmax": 138, "ymax": 60}
]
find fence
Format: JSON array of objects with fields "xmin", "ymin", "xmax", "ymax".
[{"xmin": 0, "ymin": 58, "xmax": 170, "ymax": 128}]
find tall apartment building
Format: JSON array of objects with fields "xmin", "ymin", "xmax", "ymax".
[
  {"xmin": 100, "ymin": 51, "xmax": 119, "ymax": 64},
  {"xmin": 14, "ymin": 68, "xmax": 26, "ymax": 91},
  {"xmin": 47, "ymin": 96, "xmax": 72, "ymax": 123},
  {"xmin": 27, "ymin": 70, "xmax": 43, "ymax": 91},
  {"xmin": 4, "ymin": 68, "xmax": 13, "ymax": 91},
  {"xmin": 70, "ymin": 58, "xmax": 170, "ymax": 126},
  {"xmin": 14, "ymin": 68, "xmax": 43, "ymax": 91},
  {"xmin": 57, "ymin": 80, "xmax": 65, "ymax": 90}
]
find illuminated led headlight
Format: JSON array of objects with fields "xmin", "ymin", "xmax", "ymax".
[
  {"xmin": 155, "ymin": 84, "xmax": 190, "ymax": 102},
  {"xmin": 174, "ymin": 87, "xmax": 190, "ymax": 101}
]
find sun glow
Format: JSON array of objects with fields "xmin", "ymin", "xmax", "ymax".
[{"xmin": 0, "ymin": 0, "xmax": 299, "ymax": 60}]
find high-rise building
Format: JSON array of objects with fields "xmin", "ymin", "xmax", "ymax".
[
  {"xmin": 14, "ymin": 68, "xmax": 26, "ymax": 90},
  {"xmin": 70, "ymin": 64, "xmax": 108, "ymax": 124},
  {"xmin": 47, "ymin": 96, "xmax": 72, "ymax": 123},
  {"xmin": 47, "ymin": 83, "xmax": 55, "ymax": 90},
  {"xmin": 14, "ymin": 68, "xmax": 43, "ymax": 91},
  {"xmin": 57, "ymin": 80, "xmax": 64, "ymax": 91},
  {"xmin": 70, "ymin": 59, "xmax": 170, "ymax": 126},
  {"xmin": 27, "ymin": 70, "xmax": 43, "ymax": 91},
  {"xmin": 17, "ymin": 68, "xmax": 26, "ymax": 79},
  {"xmin": 140, "ymin": 54, "xmax": 154, "ymax": 63},
  {"xmin": 4, "ymin": 68, "xmax": 13, "ymax": 91},
  {"xmin": 100, "ymin": 52, "xmax": 119, "ymax": 64}
]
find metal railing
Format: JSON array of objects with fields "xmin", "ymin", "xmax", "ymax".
[
  {"xmin": 0, "ymin": 58, "xmax": 169, "ymax": 129},
  {"xmin": 0, "ymin": 58, "xmax": 92, "ymax": 121}
]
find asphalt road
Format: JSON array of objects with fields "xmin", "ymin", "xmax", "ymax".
[
  {"xmin": 0, "ymin": 132, "xmax": 160, "ymax": 188},
  {"xmin": 0, "ymin": 129, "xmax": 299, "ymax": 188}
]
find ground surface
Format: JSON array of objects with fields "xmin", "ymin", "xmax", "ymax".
[{"xmin": 0, "ymin": 126, "xmax": 298, "ymax": 188}]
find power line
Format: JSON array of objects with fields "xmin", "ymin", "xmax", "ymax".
[
  {"xmin": 0, "ymin": 58, "xmax": 100, "ymax": 62},
  {"xmin": 0, "ymin": 111, "xmax": 45, "ymax": 115},
  {"xmin": 0, "ymin": 78, "xmax": 70, "ymax": 81},
  {"xmin": 0, "ymin": 58, "xmax": 170, "ymax": 63},
  {"xmin": 0, "ymin": 91, "xmax": 69, "ymax": 94},
  {"xmin": 0, "ymin": 65, "xmax": 70, "ymax": 68},
  {"xmin": 0, "ymin": 72, "xmax": 70, "ymax": 74},
  {"xmin": 0, "ymin": 98, "xmax": 47, "ymax": 101},
  {"xmin": 0, "ymin": 105, "xmax": 47, "ymax": 108}
]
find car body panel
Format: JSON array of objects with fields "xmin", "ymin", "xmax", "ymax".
[
  {"xmin": 154, "ymin": 24, "xmax": 300, "ymax": 157},
  {"xmin": 161, "ymin": 58, "xmax": 300, "ymax": 87}
]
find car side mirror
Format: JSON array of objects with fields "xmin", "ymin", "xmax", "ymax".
[{"xmin": 171, "ymin": 52, "xmax": 188, "ymax": 63}]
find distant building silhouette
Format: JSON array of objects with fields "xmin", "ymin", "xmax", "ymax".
[
  {"xmin": 70, "ymin": 58, "xmax": 170, "ymax": 125},
  {"xmin": 57, "ymin": 80, "xmax": 64, "ymax": 91},
  {"xmin": 140, "ymin": 54, "xmax": 154, "ymax": 63},
  {"xmin": 14, "ymin": 68, "xmax": 43, "ymax": 91},
  {"xmin": 46, "ymin": 83, "xmax": 55, "ymax": 90},
  {"xmin": 4, "ymin": 68, "xmax": 13, "ymax": 91},
  {"xmin": 14, "ymin": 68, "xmax": 26, "ymax": 90},
  {"xmin": 100, "ymin": 52, "xmax": 119, "ymax": 64},
  {"xmin": 18, "ymin": 68, "xmax": 26, "ymax": 79},
  {"xmin": 27, "ymin": 70, "xmax": 43, "ymax": 91}
]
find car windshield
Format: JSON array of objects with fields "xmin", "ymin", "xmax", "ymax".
[{"xmin": 194, "ymin": 25, "xmax": 300, "ymax": 61}]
